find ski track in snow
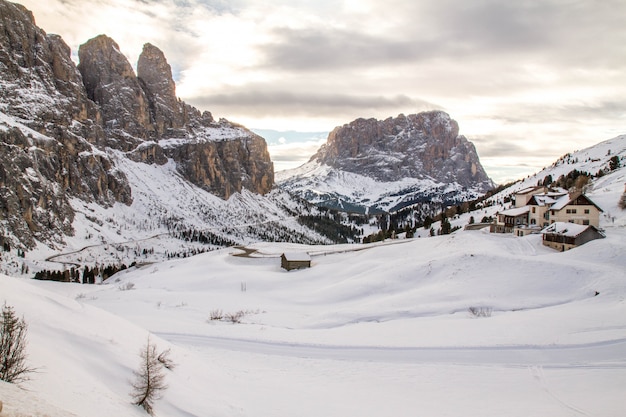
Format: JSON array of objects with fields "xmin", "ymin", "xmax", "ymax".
[{"xmin": 156, "ymin": 332, "xmax": 626, "ymax": 369}]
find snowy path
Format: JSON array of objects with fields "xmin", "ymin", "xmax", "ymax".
[{"xmin": 157, "ymin": 332, "xmax": 626, "ymax": 368}]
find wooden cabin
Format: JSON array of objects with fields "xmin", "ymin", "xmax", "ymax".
[
  {"xmin": 541, "ymin": 222, "xmax": 605, "ymax": 252},
  {"xmin": 281, "ymin": 253, "xmax": 311, "ymax": 271}
]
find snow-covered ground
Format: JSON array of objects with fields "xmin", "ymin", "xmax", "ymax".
[
  {"xmin": 1, "ymin": 135, "xmax": 625, "ymax": 416},
  {"xmin": 277, "ymin": 159, "xmax": 483, "ymax": 213},
  {"xmin": 1, "ymin": 193, "xmax": 625, "ymax": 416}
]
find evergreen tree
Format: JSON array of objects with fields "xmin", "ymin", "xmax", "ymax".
[
  {"xmin": 609, "ymin": 155, "xmax": 620, "ymax": 171},
  {"xmin": 441, "ymin": 217, "xmax": 452, "ymax": 235}
]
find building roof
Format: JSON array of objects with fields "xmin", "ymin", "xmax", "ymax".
[
  {"xmin": 550, "ymin": 193, "xmax": 573, "ymax": 211},
  {"xmin": 541, "ymin": 222, "xmax": 595, "ymax": 237},
  {"xmin": 498, "ymin": 206, "xmax": 530, "ymax": 217},
  {"xmin": 516, "ymin": 186, "xmax": 544, "ymax": 195},
  {"xmin": 527, "ymin": 191, "xmax": 603, "ymax": 213},
  {"xmin": 281, "ymin": 252, "xmax": 311, "ymax": 262}
]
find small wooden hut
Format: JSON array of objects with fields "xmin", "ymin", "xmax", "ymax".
[{"xmin": 281, "ymin": 252, "xmax": 311, "ymax": 271}]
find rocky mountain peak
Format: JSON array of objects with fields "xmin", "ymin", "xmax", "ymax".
[
  {"xmin": 137, "ymin": 42, "xmax": 186, "ymax": 136},
  {"xmin": 0, "ymin": 0, "xmax": 274, "ymax": 250},
  {"xmin": 78, "ymin": 34, "xmax": 154, "ymax": 144},
  {"xmin": 312, "ymin": 111, "xmax": 491, "ymax": 189}
]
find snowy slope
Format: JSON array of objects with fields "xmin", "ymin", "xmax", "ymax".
[
  {"xmin": 277, "ymin": 159, "xmax": 484, "ymax": 213},
  {"xmin": 1, "ymin": 107, "xmax": 332, "ymax": 276},
  {"xmin": 1, "ymin": 166, "xmax": 624, "ymax": 416},
  {"xmin": 489, "ymin": 134, "xmax": 626, "ymax": 204}
]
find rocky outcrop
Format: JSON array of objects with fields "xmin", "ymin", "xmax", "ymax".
[
  {"xmin": 167, "ymin": 132, "xmax": 274, "ymax": 198},
  {"xmin": 78, "ymin": 35, "xmax": 154, "ymax": 147},
  {"xmin": 278, "ymin": 111, "xmax": 494, "ymax": 213},
  {"xmin": 313, "ymin": 111, "xmax": 492, "ymax": 189},
  {"xmin": 0, "ymin": 0, "xmax": 274, "ymax": 249},
  {"xmin": 0, "ymin": 1, "xmax": 102, "ymax": 134},
  {"xmin": 76, "ymin": 34, "xmax": 274, "ymax": 198},
  {"xmin": 137, "ymin": 43, "xmax": 186, "ymax": 136},
  {"xmin": 0, "ymin": 0, "xmax": 132, "ymax": 248}
]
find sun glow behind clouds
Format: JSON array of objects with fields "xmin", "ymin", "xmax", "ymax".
[{"xmin": 18, "ymin": 0, "xmax": 626, "ymax": 184}]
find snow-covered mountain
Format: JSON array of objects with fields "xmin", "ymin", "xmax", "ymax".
[
  {"xmin": 487, "ymin": 134, "xmax": 626, "ymax": 205},
  {"xmin": 0, "ymin": 0, "xmax": 337, "ymax": 274},
  {"xmin": 277, "ymin": 111, "xmax": 494, "ymax": 213}
]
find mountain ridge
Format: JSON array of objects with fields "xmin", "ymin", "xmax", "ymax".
[
  {"xmin": 278, "ymin": 111, "xmax": 494, "ymax": 213},
  {"xmin": 0, "ymin": 0, "xmax": 280, "ymax": 253}
]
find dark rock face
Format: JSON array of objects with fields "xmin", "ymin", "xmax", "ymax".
[
  {"xmin": 313, "ymin": 111, "xmax": 492, "ymax": 190},
  {"xmin": 168, "ymin": 132, "xmax": 274, "ymax": 198},
  {"xmin": 0, "ymin": 0, "xmax": 274, "ymax": 249},
  {"xmin": 137, "ymin": 43, "xmax": 186, "ymax": 136},
  {"xmin": 78, "ymin": 35, "xmax": 154, "ymax": 146},
  {"xmin": 0, "ymin": 1, "xmax": 131, "ymax": 248}
]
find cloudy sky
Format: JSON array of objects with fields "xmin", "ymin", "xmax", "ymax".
[{"xmin": 20, "ymin": 0, "xmax": 626, "ymax": 183}]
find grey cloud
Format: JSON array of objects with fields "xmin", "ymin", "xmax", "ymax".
[
  {"xmin": 486, "ymin": 100, "xmax": 626, "ymax": 126},
  {"xmin": 188, "ymin": 89, "xmax": 438, "ymax": 118},
  {"xmin": 471, "ymin": 136, "xmax": 536, "ymax": 158},
  {"xmin": 259, "ymin": 0, "xmax": 626, "ymax": 72}
]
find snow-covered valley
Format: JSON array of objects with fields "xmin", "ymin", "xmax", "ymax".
[{"xmin": 1, "ymin": 178, "xmax": 625, "ymax": 416}]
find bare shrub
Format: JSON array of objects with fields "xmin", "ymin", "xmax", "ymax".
[
  {"xmin": 225, "ymin": 311, "xmax": 245, "ymax": 324},
  {"xmin": 0, "ymin": 303, "xmax": 35, "ymax": 384},
  {"xmin": 119, "ymin": 282, "xmax": 135, "ymax": 291},
  {"xmin": 157, "ymin": 348, "xmax": 177, "ymax": 371},
  {"xmin": 209, "ymin": 309, "xmax": 224, "ymax": 321},
  {"xmin": 468, "ymin": 306, "xmax": 492, "ymax": 318}
]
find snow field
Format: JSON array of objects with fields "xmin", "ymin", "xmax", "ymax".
[{"xmin": 2, "ymin": 215, "xmax": 624, "ymax": 416}]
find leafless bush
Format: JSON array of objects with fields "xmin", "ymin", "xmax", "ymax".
[
  {"xmin": 157, "ymin": 348, "xmax": 177, "ymax": 371},
  {"xmin": 619, "ymin": 191, "xmax": 626, "ymax": 210},
  {"xmin": 0, "ymin": 303, "xmax": 35, "ymax": 384},
  {"xmin": 119, "ymin": 282, "xmax": 135, "ymax": 291},
  {"xmin": 209, "ymin": 309, "xmax": 224, "ymax": 321},
  {"xmin": 468, "ymin": 306, "xmax": 492, "ymax": 318},
  {"xmin": 225, "ymin": 311, "xmax": 245, "ymax": 324}
]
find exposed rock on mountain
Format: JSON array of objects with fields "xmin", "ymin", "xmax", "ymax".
[
  {"xmin": 137, "ymin": 42, "xmax": 187, "ymax": 136},
  {"xmin": 75, "ymin": 34, "xmax": 273, "ymax": 196},
  {"xmin": 278, "ymin": 111, "xmax": 494, "ymax": 213},
  {"xmin": 316, "ymin": 111, "xmax": 491, "ymax": 186},
  {"xmin": 78, "ymin": 34, "xmax": 154, "ymax": 145},
  {"xmin": 0, "ymin": 0, "xmax": 273, "ymax": 250}
]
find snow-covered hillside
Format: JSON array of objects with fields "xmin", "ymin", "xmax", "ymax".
[
  {"xmin": 277, "ymin": 159, "xmax": 486, "ymax": 213},
  {"xmin": 490, "ymin": 134, "xmax": 626, "ymax": 203},
  {"xmin": 1, "ymin": 166, "xmax": 625, "ymax": 416},
  {"xmin": 276, "ymin": 111, "xmax": 494, "ymax": 213},
  {"xmin": 0, "ymin": 109, "xmax": 339, "ymax": 276}
]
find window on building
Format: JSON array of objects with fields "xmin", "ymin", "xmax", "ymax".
[
  {"xmin": 584, "ymin": 209, "xmax": 590, "ymax": 214},
  {"xmin": 583, "ymin": 220, "xmax": 590, "ymax": 225}
]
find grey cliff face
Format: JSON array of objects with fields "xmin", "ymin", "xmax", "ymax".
[
  {"xmin": 137, "ymin": 43, "xmax": 186, "ymax": 136},
  {"xmin": 75, "ymin": 34, "xmax": 274, "ymax": 198},
  {"xmin": 313, "ymin": 111, "xmax": 492, "ymax": 190},
  {"xmin": 78, "ymin": 35, "xmax": 154, "ymax": 146},
  {"xmin": 0, "ymin": 0, "xmax": 274, "ymax": 249},
  {"xmin": 0, "ymin": 1, "xmax": 131, "ymax": 248}
]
